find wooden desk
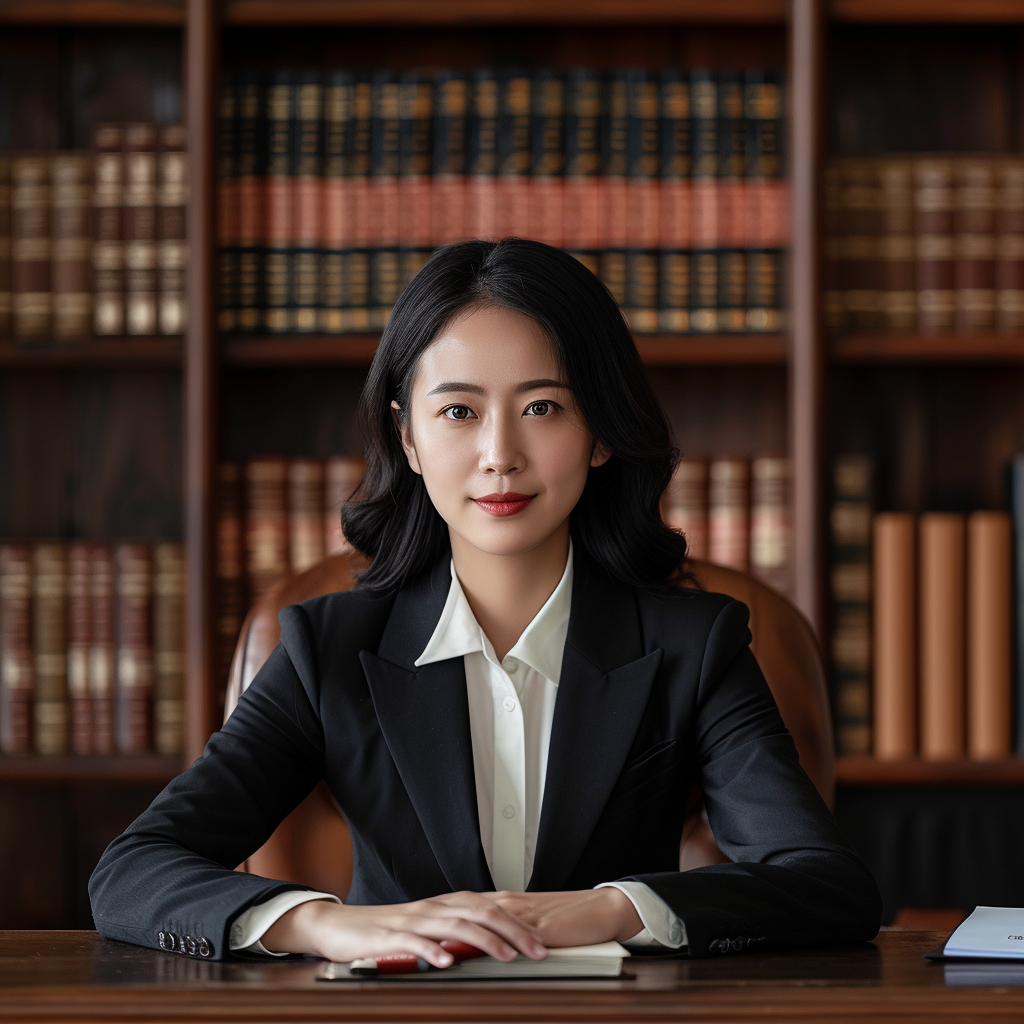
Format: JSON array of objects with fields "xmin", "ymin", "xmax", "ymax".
[{"xmin": 2, "ymin": 930, "xmax": 1023, "ymax": 1022}]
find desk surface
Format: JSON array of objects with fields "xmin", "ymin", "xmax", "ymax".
[{"xmin": 2, "ymin": 929, "xmax": 1024, "ymax": 1023}]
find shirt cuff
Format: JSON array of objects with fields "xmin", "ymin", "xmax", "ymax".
[
  {"xmin": 229, "ymin": 890, "xmax": 341, "ymax": 956},
  {"xmin": 595, "ymin": 881, "xmax": 687, "ymax": 949}
]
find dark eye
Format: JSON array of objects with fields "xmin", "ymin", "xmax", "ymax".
[
  {"xmin": 525, "ymin": 401, "xmax": 555, "ymax": 416},
  {"xmin": 442, "ymin": 404, "xmax": 474, "ymax": 420}
]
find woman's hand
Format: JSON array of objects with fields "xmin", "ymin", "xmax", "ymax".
[
  {"xmin": 260, "ymin": 892, "xmax": 549, "ymax": 967},
  {"xmin": 478, "ymin": 888, "xmax": 643, "ymax": 948}
]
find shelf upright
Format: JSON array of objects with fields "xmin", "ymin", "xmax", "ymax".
[
  {"xmin": 788, "ymin": 0, "xmax": 826, "ymax": 638},
  {"xmin": 184, "ymin": 0, "xmax": 219, "ymax": 763}
]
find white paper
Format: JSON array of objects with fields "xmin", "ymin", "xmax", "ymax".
[{"xmin": 944, "ymin": 907, "xmax": 1024, "ymax": 959}]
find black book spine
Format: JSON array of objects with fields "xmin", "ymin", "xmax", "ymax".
[
  {"xmin": 529, "ymin": 68, "xmax": 565, "ymax": 248},
  {"xmin": 564, "ymin": 69, "xmax": 604, "ymax": 277},
  {"xmin": 625, "ymin": 69, "xmax": 660, "ymax": 334},
  {"xmin": 369, "ymin": 71, "xmax": 401, "ymax": 330},
  {"xmin": 347, "ymin": 74, "xmax": 373, "ymax": 331},
  {"xmin": 235, "ymin": 69, "xmax": 264, "ymax": 334},
  {"xmin": 218, "ymin": 69, "xmax": 238, "ymax": 332},
  {"xmin": 263, "ymin": 68, "xmax": 293, "ymax": 333},
  {"xmin": 659, "ymin": 69, "xmax": 691, "ymax": 332},
  {"xmin": 432, "ymin": 70, "xmax": 468, "ymax": 247},
  {"xmin": 293, "ymin": 69, "xmax": 323, "ymax": 334},
  {"xmin": 744, "ymin": 68, "xmax": 785, "ymax": 333},
  {"xmin": 690, "ymin": 69, "xmax": 718, "ymax": 332},
  {"xmin": 497, "ymin": 67, "xmax": 531, "ymax": 239},
  {"xmin": 716, "ymin": 70, "xmax": 746, "ymax": 333},
  {"xmin": 399, "ymin": 71, "xmax": 434, "ymax": 289},
  {"xmin": 467, "ymin": 68, "xmax": 499, "ymax": 240},
  {"xmin": 600, "ymin": 70, "xmax": 629, "ymax": 308},
  {"xmin": 321, "ymin": 70, "xmax": 352, "ymax": 334}
]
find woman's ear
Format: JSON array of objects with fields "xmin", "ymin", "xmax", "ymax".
[
  {"xmin": 391, "ymin": 400, "xmax": 422, "ymax": 475},
  {"xmin": 590, "ymin": 441, "xmax": 613, "ymax": 468}
]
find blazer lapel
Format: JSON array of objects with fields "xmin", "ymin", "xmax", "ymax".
[
  {"xmin": 360, "ymin": 555, "xmax": 494, "ymax": 894},
  {"xmin": 529, "ymin": 557, "xmax": 663, "ymax": 892}
]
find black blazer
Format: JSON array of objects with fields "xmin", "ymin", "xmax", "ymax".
[{"xmin": 89, "ymin": 552, "xmax": 881, "ymax": 961}]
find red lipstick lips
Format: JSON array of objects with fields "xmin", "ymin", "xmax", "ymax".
[{"xmin": 473, "ymin": 492, "xmax": 536, "ymax": 517}]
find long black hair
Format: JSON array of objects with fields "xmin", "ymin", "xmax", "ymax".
[{"xmin": 342, "ymin": 238, "xmax": 688, "ymax": 592}]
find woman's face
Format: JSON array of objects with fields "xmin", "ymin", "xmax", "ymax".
[{"xmin": 396, "ymin": 304, "xmax": 610, "ymax": 559}]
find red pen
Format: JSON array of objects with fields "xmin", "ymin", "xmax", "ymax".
[{"xmin": 350, "ymin": 939, "xmax": 488, "ymax": 975}]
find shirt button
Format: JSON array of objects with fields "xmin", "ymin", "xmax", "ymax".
[
  {"xmin": 502, "ymin": 696, "xmax": 516, "ymax": 713},
  {"xmin": 504, "ymin": 660, "xmax": 517, "ymax": 673},
  {"xmin": 502, "ymin": 804, "xmax": 516, "ymax": 820},
  {"xmin": 669, "ymin": 921, "xmax": 683, "ymax": 944}
]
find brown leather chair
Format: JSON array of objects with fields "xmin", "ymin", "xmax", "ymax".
[{"xmin": 225, "ymin": 553, "xmax": 833, "ymax": 897}]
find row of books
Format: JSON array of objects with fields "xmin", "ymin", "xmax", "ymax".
[
  {"xmin": 662, "ymin": 456, "xmax": 791, "ymax": 594},
  {"xmin": 0, "ymin": 123, "xmax": 188, "ymax": 341},
  {"xmin": 214, "ymin": 456, "xmax": 364, "ymax": 701},
  {"xmin": 824, "ymin": 156, "xmax": 1024, "ymax": 336},
  {"xmin": 218, "ymin": 67, "xmax": 788, "ymax": 336},
  {"xmin": 830, "ymin": 455, "xmax": 1023, "ymax": 759},
  {"xmin": 0, "ymin": 541, "xmax": 184, "ymax": 758}
]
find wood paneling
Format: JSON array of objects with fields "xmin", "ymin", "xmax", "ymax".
[
  {"xmin": 834, "ymin": 335, "xmax": 1024, "ymax": 363},
  {"xmin": 0, "ymin": 0, "xmax": 183, "ymax": 24},
  {"xmin": 0, "ymin": 783, "xmax": 163, "ymax": 928},
  {"xmin": 789, "ymin": 0, "xmax": 826, "ymax": 637},
  {"xmin": 837, "ymin": 755, "xmax": 1024, "ymax": 784},
  {"xmin": 0, "ymin": 340, "xmax": 182, "ymax": 368},
  {"xmin": 184, "ymin": 0, "xmax": 219, "ymax": 763},
  {"xmin": 222, "ymin": 335, "xmax": 788, "ymax": 368},
  {"xmin": 223, "ymin": 0, "xmax": 788, "ymax": 27},
  {"xmin": 0, "ymin": 756, "xmax": 180, "ymax": 783},
  {"xmin": 0, "ymin": 369, "xmax": 183, "ymax": 539},
  {"xmin": 831, "ymin": 0, "xmax": 1024, "ymax": 22}
]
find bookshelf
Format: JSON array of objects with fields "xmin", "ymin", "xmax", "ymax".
[
  {"xmin": 2, "ymin": 0, "xmax": 1023, "ymax": 927},
  {"xmin": 221, "ymin": 333, "xmax": 789, "ymax": 367}
]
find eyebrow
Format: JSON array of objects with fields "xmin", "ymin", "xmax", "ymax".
[{"xmin": 426, "ymin": 378, "xmax": 570, "ymax": 396}]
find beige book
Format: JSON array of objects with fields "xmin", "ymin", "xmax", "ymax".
[
  {"xmin": 966, "ymin": 512, "xmax": 1012, "ymax": 759},
  {"xmin": 919, "ymin": 513, "xmax": 966, "ymax": 760},
  {"xmin": 872, "ymin": 514, "xmax": 916, "ymax": 760}
]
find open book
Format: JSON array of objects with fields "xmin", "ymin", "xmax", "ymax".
[
  {"xmin": 941, "ymin": 907, "xmax": 1024, "ymax": 959},
  {"xmin": 320, "ymin": 941, "xmax": 629, "ymax": 981}
]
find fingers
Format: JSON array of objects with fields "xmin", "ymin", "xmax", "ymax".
[{"xmin": 385, "ymin": 931, "xmax": 453, "ymax": 970}]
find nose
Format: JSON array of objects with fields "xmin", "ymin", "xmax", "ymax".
[{"xmin": 479, "ymin": 410, "xmax": 525, "ymax": 476}]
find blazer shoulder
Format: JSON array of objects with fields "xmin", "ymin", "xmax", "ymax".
[
  {"xmin": 278, "ymin": 586, "xmax": 396, "ymax": 682},
  {"xmin": 635, "ymin": 584, "xmax": 752, "ymax": 674}
]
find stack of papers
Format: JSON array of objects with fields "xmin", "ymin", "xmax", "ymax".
[
  {"xmin": 943, "ymin": 907, "xmax": 1024, "ymax": 959},
  {"xmin": 320, "ymin": 941, "xmax": 629, "ymax": 981}
]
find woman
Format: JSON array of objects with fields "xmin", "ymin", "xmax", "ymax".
[{"xmin": 90, "ymin": 239, "xmax": 881, "ymax": 965}]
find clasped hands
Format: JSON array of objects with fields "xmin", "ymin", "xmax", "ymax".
[{"xmin": 261, "ymin": 888, "xmax": 643, "ymax": 966}]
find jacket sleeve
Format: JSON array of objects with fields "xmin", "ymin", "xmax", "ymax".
[
  {"xmin": 89, "ymin": 604, "xmax": 328, "ymax": 961},
  {"xmin": 624, "ymin": 599, "xmax": 882, "ymax": 958}
]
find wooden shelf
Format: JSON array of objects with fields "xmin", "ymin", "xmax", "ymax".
[
  {"xmin": 0, "ymin": 338, "xmax": 183, "ymax": 369},
  {"xmin": 836, "ymin": 755, "xmax": 1024, "ymax": 787},
  {"xmin": 0, "ymin": 0, "xmax": 183, "ymax": 24},
  {"xmin": 223, "ymin": 0, "xmax": 787, "ymax": 27},
  {"xmin": 832, "ymin": 333, "xmax": 1024, "ymax": 364},
  {"xmin": 223, "ymin": 333, "xmax": 787, "ymax": 367},
  {"xmin": 830, "ymin": 0, "xmax": 1024, "ymax": 22},
  {"xmin": 0, "ymin": 754, "xmax": 182, "ymax": 784},
  {"xmin": 635, "ymin": 334, "xmax": 787, "ymax": 365}
]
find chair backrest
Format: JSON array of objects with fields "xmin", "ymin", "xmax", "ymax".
[{"xmin": 226, "ymin": 554, "xmax": 833, "ymax": 895}]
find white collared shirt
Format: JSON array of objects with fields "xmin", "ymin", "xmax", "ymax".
[{"xmin": 230, "ymin": 544, "xmax": 687, "ymax": 954}]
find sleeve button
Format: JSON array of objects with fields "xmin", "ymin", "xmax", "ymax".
[
  {"xmin": 198, "ymin": 937, "xmax": 211, "ymax": 958},
  {"xmin": 157, "ymin": 931, "xmax": 167, "ymax": 950},
  {"xmin": 730, "ymin": 937, "xmax": 745, "ymax": 953}
]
